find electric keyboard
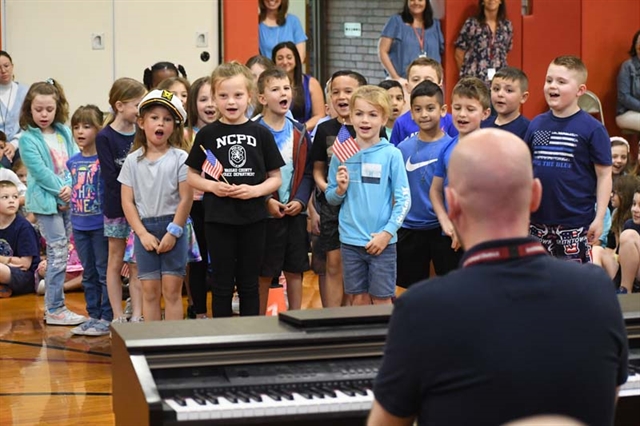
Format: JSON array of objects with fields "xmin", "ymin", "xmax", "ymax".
[
  {"xmin": 111, "ymin": 296, "xmax": 640, "ymax": 426},
  {"xmin": 111, "ymin": 305, "xmax": 391, "ymax": 426}
]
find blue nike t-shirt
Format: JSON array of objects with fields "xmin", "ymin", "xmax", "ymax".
[{"xmin": 398, "ymin": 133, "xmax": 453, "ymax": 229}]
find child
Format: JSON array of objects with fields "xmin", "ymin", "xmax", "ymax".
[
  {"xmin": 617, "ymin": 185, "xmax": 640, "ymax": 293},
  {"xmin": 185, "ymin": 61, "xmax": 284, "ymax": 318},
  {"xmin": 429, "ymin": 77, "xmax": 491, "ymax": 252},
  {"xmin": 96, "ymin": 78, "xmax": 146, "ymax": 323},
  {"xmin": 157, "ymin": 76, "xmax": 190, "ymax": 110},
  {"xmin": 118, "ymin": 90, "xmax": 192, "ymax": 321},
  {"xmin": 525, "ymin": 56, "xmax": 612, "ymax": 263},
  {"xmin": 18, "ymin": 79, "xmax": 86, "ymax": 325},
  {"xmin": 253, "ymin": 67, "xmax": 314, "ymax": 313},
  {"xmin": 325, "ymin": 85, "xmax": 410, "ymax": 305},
  {"xmin": 481, "ymin": 66, "xmax": 530, "ymax": 139},
  {"xmin": 611, "ymin": 136, "xmax": 630, "ymax": 178},
  {"xmin": 309, "ymin": 70, "xmax": 368, "ymax": 307},
  {"xmin": 378, "ymin": 79, "xmax": 405, "ymax": 140},
  {"xmin": 246, "ymin": 55, "xmax": 275, "ymax": 118},
  {"xmin": 0, "ymin": 180, "xmax": 40, "ymax": 298},
  {"xmin": 184, "ymin": 76, "xmax": 216, "ymax": 319},
  {"xmin": 390, "ymin": 58, "xmax": 458, "ymax": 146},
  {"xmin": 142, "ymin": 61, "xmax": 188, "ymax": 90},
  {"xmin": 0, "ymin": 134, "xmax": 26, "ymax": 196},
  {"xmin": 66, "ymin": 105, "xmax": 112, "ymax": 335},
  {"xmin": 396, "ymin": 80, "xmax": 456, "ymax": 288}
]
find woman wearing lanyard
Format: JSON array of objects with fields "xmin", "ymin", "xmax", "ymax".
[
  {"xmin": 454, "ymin": 0, "xmax": 513, "ymax": 87},
  {"xmin": 378, "ymin": 0, "xmax": 444, "ymax": 83},
  {"xmin": 0, "ymin": 51, "xmax": 28, "ymax": 167}
]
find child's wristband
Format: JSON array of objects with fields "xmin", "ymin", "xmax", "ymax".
[{"xmin": 166, "ymin": 222, "xmax": 184, "ymax": 238}]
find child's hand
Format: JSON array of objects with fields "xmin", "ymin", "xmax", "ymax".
[
  {"xmin": 283, "ymin": 200, "xmax": 303, "ymax": 216},
  {"xmin": 139, "ymin": 232, "xmax": 160, "ymax": 252},
  {"xmin": 210, "ymin": 181, "xmax": 232, "ymax": 197},
  {"xmin": 336, "ymin": 165, "xmax": 349, "ymax": 195},
  {"xmin": 157, "ymin": 233, "xmax": 177, "ymax": 254},
  {"xmin": 227, "ymin": 184, "xmax": 258, "ymax": 200},
  {"xmin": 439, "ymin": 218, "xmax": 461, "ymax": 251},
  {"xmin": 308, "ymin": 209, "xmax": 320, "ymax": 235},
  {"xmin": 365, "ymin": 232, "xmax": 392, "ymax": 256},
  {"xmin": 587, "ymin": 218, "xmax": 603, "ymax": 245},
  {"xmin": 267, "ymin": 198, "xmax": 286, "ymax": 218},
  {"xmin": 59, "ymin": 186, "xmax": 71, "ymax": 203}
]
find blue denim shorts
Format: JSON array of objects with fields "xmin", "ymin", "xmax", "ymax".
[
  {"xmin": 340, "ymin": 243, "xmax": 396, "ymax": 298},
  {"xmin": 133, "ymin": 215, "xmax": 188, "ymax": 280},
  {"xmin": 104, "ymin": 216, "xmax": 130, "ymax": 239}
]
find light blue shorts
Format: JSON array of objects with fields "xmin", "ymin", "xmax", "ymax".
[{"xmin": 340, "ymin": 243, "xmax": 396, "ymax": 298}]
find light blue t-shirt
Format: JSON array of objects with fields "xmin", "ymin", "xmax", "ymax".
[
  {"xmin": 259, "ymin": 14, "xmax": 307, "ymax": 60},
  {"xmin": 259, "ymin": 118, "xmax": 294, "ymax": 204},
  {"xmin": 397, "ymin": 133, "xmax": 453, "ymax": 230}
]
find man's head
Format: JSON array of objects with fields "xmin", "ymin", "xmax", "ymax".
[{"xmin": 445, "ymin": 129, "xmax": 542, "ymax": 248}]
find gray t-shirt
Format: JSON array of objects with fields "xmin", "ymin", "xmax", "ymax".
[{"xmin": 117, "ymin": 147, "xmax": 188, "ymax": 219}]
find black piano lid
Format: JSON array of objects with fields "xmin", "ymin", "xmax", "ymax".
[{"xmin": 278, "ymin": 305, "xmax": 392, "ymax": 328}]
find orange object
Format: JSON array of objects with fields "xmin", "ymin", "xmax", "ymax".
[{"xmin": 265, "ymin": 285, "xmax": 287, "ymax": 316}]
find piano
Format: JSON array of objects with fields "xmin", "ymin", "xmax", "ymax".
[{"xmin": 112, "ymin": 296, "xmax": 640, "ymax": 426}]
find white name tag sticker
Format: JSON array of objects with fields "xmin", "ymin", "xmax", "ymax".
[
  {"xmin": 487, "ymin": 68, "xmax": 496, "ymax": 81},
  {"xmin": 362, "ymin": 162, "xmax": 382, "ymax": 184}
]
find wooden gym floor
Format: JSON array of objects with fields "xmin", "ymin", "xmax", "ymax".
[{"xmin": 0, "ymin": 272, "xmax": 324, "ymax": 425}]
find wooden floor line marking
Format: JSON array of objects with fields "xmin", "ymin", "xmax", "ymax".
[
  {"xmin": 0, "ymin": 338, "xmax": 111, "ymax": 358},
  {"xmin": 0, "ymin": 392, "xmax": 111, "ymax": 396}
]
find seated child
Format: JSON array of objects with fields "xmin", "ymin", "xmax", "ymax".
[{"xmin": 0, "ymin": 180, "xmax": 41, "ymax": 297}]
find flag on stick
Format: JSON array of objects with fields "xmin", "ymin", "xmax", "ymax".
[
  {"xmin": 199, "ymin": 145, "xmax": 226, "ymax": 182},
  {"xmin": 331, "ymin": 124, "xmax": 359, "ymax": 163}
]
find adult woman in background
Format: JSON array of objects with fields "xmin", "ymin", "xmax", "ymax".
[
  {"xmin": 272, "ymin": 41, "xmax": 324, "ymax": 131},
  {"xmin": 378, "ymin": 0, "xmax": 444, "ymax": 82},
  {"xmin": 616, "ymin": 30, "xmax": 640, "ymax": 132},
  {"xmin": 454, "ymin": 0, "xmax": 513, "ymax": 86},
  {"xmin": 0, "ymin": 51, "xmax": 28, "ymax": 167},
  {"xmin": 259, "ymin": 0, "xmax": 307, "ymax": 63}
]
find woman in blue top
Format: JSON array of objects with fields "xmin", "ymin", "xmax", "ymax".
[
  {"xmin": 0, "ymin": 51, "xmax": 28, "ymax": 167},
  {"xmin": 378, "ymin": 0, "xmax": 444, "ymax": 81},
  {"xmin": 273, "ymin": 41, "xmax": 324, "ymax": 132},
  {"xmin": 616, "ymin": 30, "xmax": 640, "ymax": 132},
  {"xmin": 259, "ymin": 0, "xmax": 307, "ymax": 63}
]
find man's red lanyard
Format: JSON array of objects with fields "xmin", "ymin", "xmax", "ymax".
[{"xmin": 463, "ymin": 242, "xmax": 547, "ymax": 268}]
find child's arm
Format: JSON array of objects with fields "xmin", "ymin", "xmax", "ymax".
[
  {"xmin": 227, "ymin": 169, "xmax": 282, "ymax": 200},
  {"xmin": 121, "ymin": 184, "xmax": 158, "ymax": 252},
  {"xmin": 313, "ymin": 161, "xmax": 328, "ymax": 192},
  {"xmin": 430, "ymin": 176, "xmax": 460, "ymax": 251},
  {"xmin": 19, "ymin": 133, "xmax": 65, "ymax": 196},
  {"xmin": 157, "ymin": 180, "xmax": 193, "ymax": 254},
  {"xmin": 366, "ymin": 151, "xmax": 411, "ymax": 256},
  {"xmin": 286, "ymin": 131, "xmax": 315, "ymax": 216},
  {"xmin": 8, "ymin": 255, "xmax": 32, "ymax": 271},
  {"xmin": 588, "ymin": 164, "xmax": 613, "ymax": 244},
  {"xmin": 325, "ymin": 155, "xmax": 349, "ymax": 206}
]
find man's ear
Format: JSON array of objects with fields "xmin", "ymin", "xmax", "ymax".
[
  {"xmin": 530, "ymin": 178, "xmax": 543, "ymax": 213},
  {"xmin": 445, "ymin": 186, "xmax": 460, "ymax": 222}
]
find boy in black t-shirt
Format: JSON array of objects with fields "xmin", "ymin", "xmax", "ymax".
[{"xmin": 0, "ymin": 180, "xmax": 41, "ymax": 297}]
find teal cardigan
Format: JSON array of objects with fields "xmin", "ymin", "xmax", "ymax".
[{"xmin": 19, "ymin": 123, "xmax": 79, "ymax": 215}]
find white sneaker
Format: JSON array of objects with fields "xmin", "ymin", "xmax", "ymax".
[
  {"xmin": 71, "ymin": 318, "xmax": 110, "ymax": 336},
  {"xmin": 232, "ymin": 293, "xmax": 240, "ymax": 314},
  {"xmin": 123, "ymin": 297, "xmax": 132, "ymax": 319},
  {"xmin": 112, "ymin": 316, "xmax": 128, "ymax": 324},
  {"xmin": 36, "ymin": 279, "xmax": 45, "ymax": 295},
  {"xmin": 46, "ymin": 307, "xmax": 88, "ymax": 326}
]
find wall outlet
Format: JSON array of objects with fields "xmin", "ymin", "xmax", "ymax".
[
  {"xmin": 196, "ymin": 32, "xmax": 208, "ymax": 48},
  {"xmin": 91, "ymin": 33, "xmax": 105, "ymax": 50}
]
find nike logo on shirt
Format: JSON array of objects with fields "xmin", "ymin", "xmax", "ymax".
[{"xmin": 406, "ymin": 157, "xmax": 437, "ymax": 172}]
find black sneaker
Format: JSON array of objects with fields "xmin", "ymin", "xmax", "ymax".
[{"xmin": 186, "ymin": 305, "xmax": 197, "ymax": 319}]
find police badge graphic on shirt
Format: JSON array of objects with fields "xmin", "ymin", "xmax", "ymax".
[{"xmin": 229, "ymin": 145, "xmax": 246, "ymax": 168}]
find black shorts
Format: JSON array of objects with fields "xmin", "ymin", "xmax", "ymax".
[
  {"xmin": 309, "ymin": 233, "xmax": 326, "ymax": 275},
  {"xmin": 260, "ymin": 215, "xmax": 310, "ymax": 277},
  {"xmin": 396, "ymin": 227, "xmax": 462, "ymax": 289},
  {"xmin": 8, "ymin": 266, "xmax": 36, "ymax": 296},
  {"xmin": 318, "ymin": 198, "xmax": 341, "ymax": 252}
]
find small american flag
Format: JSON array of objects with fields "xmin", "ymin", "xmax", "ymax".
[
  {"xmin": 201, "ymin": 147, "xmax": 224, "ymax": 180},
  {"xmin": 331, "ymin": 124, "xmax": 359, "ymax": 163}
]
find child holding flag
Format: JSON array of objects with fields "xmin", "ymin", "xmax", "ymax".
[
  {"xmin": 326, "ymin": 86, "xmax": 410, "ymax": 306},
  {"xmin": 185, "ymin": 62, "xmax": 283, "ymax": 317}
]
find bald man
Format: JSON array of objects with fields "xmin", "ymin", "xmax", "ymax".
[{"xmin": 368, "ymin": 129, "xmax": 628, "ymax": 426}]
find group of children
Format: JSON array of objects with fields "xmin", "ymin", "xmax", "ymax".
[{"xmin": 0, "ymin": 52, "xmax": 638, "ymax": 336}]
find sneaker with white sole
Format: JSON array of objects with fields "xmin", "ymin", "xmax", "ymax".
[
  {"xmin": 129, "ymin": 316, "xmax": 144, "ymax": 323},
  {"xmin": 71, "ymin": 318, "xmax": 110, "ymax": 336},
  {"xmin": 232, "ymin": 293, "xmax": 240, "ymax": 315},
  {"xmin": 46, "ymin": 307, "xmax": 88, "ymax": 326},
  {"xmin": 36, "ymin": 279, "xmax": 46, "ymax": 295},
  {"xmin": 123, "ymin": 297, "xmax": 132, "ymax": 319},
  {"xmin": 112, "ymin": 316, "xmax": 128, "ymax": 324}
]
